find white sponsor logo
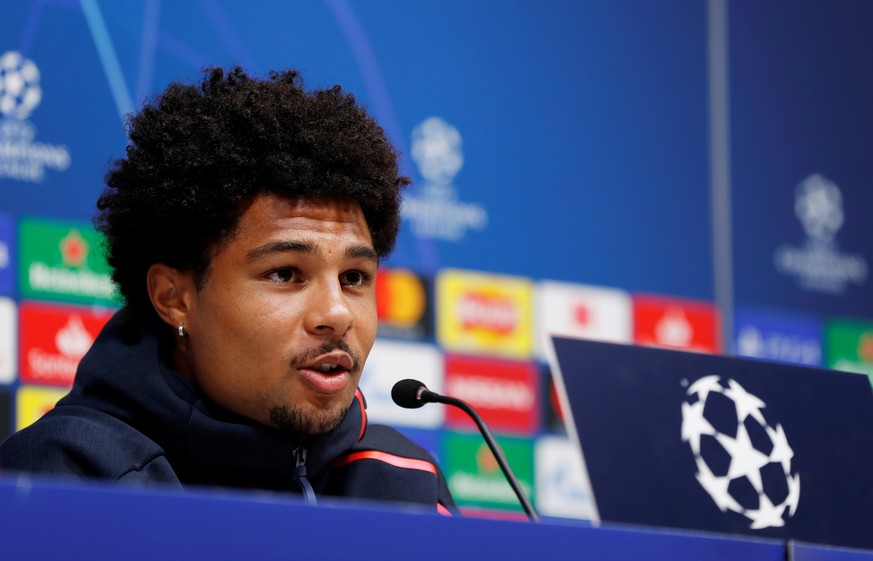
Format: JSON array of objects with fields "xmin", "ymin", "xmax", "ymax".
[
  {"xmin": 0, "ymin": 51, "xmax": 71, "ymax": 183},
  {"xmin": 655, "ymin": 308, "xmax": 693, "ymax": 348},
  {"xmin": 28, "ymin": 261, "xmax": 114, "ymax": 299},
  {"xmin": 447, "ymin": 375, "xmax": 534, "ymax": 411},
  {"xmin": 359, "ymin": 339, "xmax": 444, "ymax": 429},
  {"xmin": 736, "ymin": 325, "xmax": 820, "ymax": 366},
  {"xmin": 0, "ymin": 239, "xmax": 8, "ymax": 269},
  {"xmin": 534, "ymin": 435, "xmax": 596, "ymax": 520},
  {"xmin": 457, "ymin": 293, "xmax": 518, "ymax": 333},
  {"xmin": 55, "ymin": 315, "xmax": 93, "ymax": 357},
  {"xmin": 682, "ymin": 376, "xmax": 800, "ymax": 529},
  {"xmin": 773, "ymin": 174, "xmax": 867, "ymax": 294},
  {"xmin": 449, "ymin": 471, "xmax": 532, "ymax": 504},
  {"xmin": 401, "ymin": 117, "xmax": 488, "ymax": 241},
  {"xmin": 0, "ymin": 298, "xmax": 16, "ymax": 383}
]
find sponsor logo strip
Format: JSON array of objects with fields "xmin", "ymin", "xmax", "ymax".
[
  {"xmin": 19, "ymin": 300, "xmax": 113, "ymax": 386},
  {"xmin": 633, "ymin": 294, "xmax": 720, "ymax": 353},
  {"xmin": 444, "ymin": 354, "xmax": 539, "ymax": 435},
  {"xmin": 437, "ymin": 269, "xmax": 533, "ymax": 359},
  {"xmin": 18, "ymin": 218, "xmax": 116, "ymax": 305}
]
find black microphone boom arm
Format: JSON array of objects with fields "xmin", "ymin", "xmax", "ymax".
[{"xmin": 393, "ymin": 380, "xmax": 540, "ymax": 522}]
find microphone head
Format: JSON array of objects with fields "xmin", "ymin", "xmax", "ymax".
[{"xmin": 391, "ymin": 379, "xmax": 428, "ymax": 409}]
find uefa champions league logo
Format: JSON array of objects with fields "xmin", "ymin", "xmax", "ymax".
[
  {"xmin": 0, "ymin": 50, "xmax": 71, "ymax": 183},
  {"xmin": 681, "ymin": 375, "xmax": 800, "ymax": 529},
  {"xmin": 773, "ymin": 173, "xmax": 867, "ymax": 294},
  {"xmin": 400, "ymin": 116, "xmax": 488, "ymax": 241}
]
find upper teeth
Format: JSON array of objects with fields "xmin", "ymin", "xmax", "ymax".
[{"xmin": 314, "ymin": 364, "xmax": 339, "ymax": 373}]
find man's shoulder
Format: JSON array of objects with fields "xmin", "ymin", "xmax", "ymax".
[{"xmin": 0, "ymin": 406, "xmax": 170, "ymax": 482}]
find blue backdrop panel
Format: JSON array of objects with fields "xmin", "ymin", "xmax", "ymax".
[
  {"xmin": 730, "ymin": 0, "xmax": 873, "ymax": 317},
  {"xmin": 1, "ymin": 0, "xmax": 713, "ymax": 299}
]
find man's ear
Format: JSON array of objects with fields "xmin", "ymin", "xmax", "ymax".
[{"xmin": 147, "ymin": 263, "xmax": 196, "ymax": 329}]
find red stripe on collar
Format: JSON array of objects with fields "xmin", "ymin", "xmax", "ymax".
[
  {"xmin": 331, "ymin": 450, "xmax": 437, "ymax": 475},
  {"xmin": 354, "ymin": 388, "xmax": 367, "ymax": 442}
]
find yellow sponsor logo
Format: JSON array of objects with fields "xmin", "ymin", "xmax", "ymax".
[
  {"xmin": 437, "ymin": 269, "xmax": 532, "ymax": 358},
  {"xmin": 16, "ymin": 385, "xmax": 68, "ymax": 430}
]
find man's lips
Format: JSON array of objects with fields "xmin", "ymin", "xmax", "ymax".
[
  {"xmin": 299, "ymin": 351, "xmax": 354, "ymax": 373},
  {"xmin": 297, "ymin": 351, "xmax": 355, "ymax": 394}
]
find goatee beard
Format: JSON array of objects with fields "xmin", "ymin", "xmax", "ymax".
[
  {"xmin": 270, "ymin": 402, "xmax": 347, "ymax": 437},
  {"xmin": 271, "ymin": 339, "xmax": 361, "ymax": 436}
]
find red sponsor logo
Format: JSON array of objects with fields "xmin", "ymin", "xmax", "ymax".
[
  {"xmin": 19, "ymin": 301, "xmax": 113, "ymax": 386},
  {"xmin": 444, "ymin": 354, "xmax": 539, "ymax": 435},
  {"xmin": 59, "ymin": 229, "xmax": 89, "ymax": 268},
  {"xmin": 633, "ymin": 294, "xmax": 720, "ymax": 353},
  {"xmin": 458, "ymin": 292, "xmax": 518, "ymax": 334}
]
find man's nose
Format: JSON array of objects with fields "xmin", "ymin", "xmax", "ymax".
[{"xmin": 304, "ymin": 279, "xmax": 354, "ymax": 337}]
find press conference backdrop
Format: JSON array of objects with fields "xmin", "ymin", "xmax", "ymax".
[{"xmin": 1, "ymin": 0, "xmax": 871, "ymax": 528}]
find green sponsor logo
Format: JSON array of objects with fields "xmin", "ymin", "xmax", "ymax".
[
  {"xmin": 18, "ymin": 218, "xmax": 117, "ymax": 305},
  {"xmin": 826, "ymin": 318, "xmax": 873, "ymax": 387},
  {"xmin": 443, "ymin": 431, "xmax": 534, "ymax": 512}
]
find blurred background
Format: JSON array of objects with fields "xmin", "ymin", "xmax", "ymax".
[{"xmin": 0, "ymin": 0, "xmax": 871, "ymax": 520}]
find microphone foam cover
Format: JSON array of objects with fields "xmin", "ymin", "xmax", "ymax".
[{"xmin": 391, "ymin": 379, "xmax": 427, "ymax": 409}]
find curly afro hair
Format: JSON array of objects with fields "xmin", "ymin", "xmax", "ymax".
[{"xmin": 95, "ymin": 66, "xmax": 409, "ymax": 322}]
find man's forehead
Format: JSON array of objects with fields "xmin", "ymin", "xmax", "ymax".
[
  {"xmin": 243, "ymin": 194, "xmax": 363, "ymax": 220},
  {"xmin": 228, "ymin": 194, "xmax": 374, "ymax": 255}
]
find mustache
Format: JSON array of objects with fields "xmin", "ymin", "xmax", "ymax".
[{"xmin": 291, "ymin": 339, "xmax": 361, "ymax": 371}]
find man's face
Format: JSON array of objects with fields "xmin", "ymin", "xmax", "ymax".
[{"xmin": 178, "ymin": 194, "xmax": 378, "ymax": 436}]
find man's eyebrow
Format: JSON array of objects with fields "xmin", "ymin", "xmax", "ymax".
[
  {"xmin": 244, "ymin": 240, "xmax": 315, "ymax": 263},
  {"xmin": 244, "ymin": 241, "xmax": 378, "ymax": 263},
  {"xmin": 346, "ymin": 244, "xmax": 379, "ymax": 262}
]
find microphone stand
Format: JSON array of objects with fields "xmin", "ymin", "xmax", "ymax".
[{"xmin": 421, "ymin": 389, "xmax": 541, "ymax": 523}]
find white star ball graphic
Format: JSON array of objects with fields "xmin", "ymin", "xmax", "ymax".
[
  {"xmin": 681, "ymin": 376, "xmax": 800, "ymax": 529},
  {"xmin": 0, "ymin": 51, "xmax": 42, "ymax": 120},
  {"xmin": 794, "ymin": 174, "xmax": 843, "ymax": 243}
]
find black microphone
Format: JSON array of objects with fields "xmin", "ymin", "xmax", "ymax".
[{"xmin": 392, "ymin": 379, "xmax": 540, "ymax": 523}]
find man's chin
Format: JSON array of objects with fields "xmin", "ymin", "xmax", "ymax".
[{"xmin": 269, "ymin": 402, "xmax": 346, "ymax": 437}]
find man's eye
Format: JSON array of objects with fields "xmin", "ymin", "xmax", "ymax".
[
  {"xmin": 267, "ymin": 269, "xmax": 297, "ymax": 283},
  {"xmin": 341, "ymin": 270, "xmax": 370, "ymax": 287}
]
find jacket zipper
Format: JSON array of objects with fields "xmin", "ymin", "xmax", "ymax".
[{"xmin": 290, "ymin": 444, "xmax": 317, "ymax": 505}]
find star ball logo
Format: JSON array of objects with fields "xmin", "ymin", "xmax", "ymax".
[
  {"xmin": 0, "ymin": 51, "xmax": 41, "ymax": 119},
  {"xmin": 681, "ymin": 375, "xmax": 800, "ymax": 529}
]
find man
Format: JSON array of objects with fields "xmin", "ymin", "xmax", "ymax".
[{"xmin": 0, "ymin": 67, "xmax": 455, "ymax": 514}]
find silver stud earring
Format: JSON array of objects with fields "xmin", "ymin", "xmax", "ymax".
[{"xmin": 178, "ymin": 323, "xmax": 187, "ymax": 338}]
